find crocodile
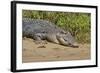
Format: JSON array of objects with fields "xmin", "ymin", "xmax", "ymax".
[{"xmin": 22, "ymin": 18, "xmax": 79, "ymax": 48}]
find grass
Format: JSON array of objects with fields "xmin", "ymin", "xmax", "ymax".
[{"xmin": 22, "ymin": 10, "xmax": 91, "ymax": 43}]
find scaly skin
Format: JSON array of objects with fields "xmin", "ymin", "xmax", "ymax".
[{"xmin": 22, "ymin": 18, "xmax": 79, "ymax": 48}]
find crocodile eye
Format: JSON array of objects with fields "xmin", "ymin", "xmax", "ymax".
[
  {"xmin": 60, "ymin": 31, "xmax": 64, "ymax": 33},
  {"xmin": 60, "ymin": 31, "xmax": 67, "ymax": 34},
  {"xmin": 42, "ymin": 31, "xmax": 46, "ymax": 33},
  {"xmin": 42, "ymin": 31, "xmax": 44, "ymax": 33}
]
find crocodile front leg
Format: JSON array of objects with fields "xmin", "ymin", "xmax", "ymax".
[
  {"xmin": 46, "ymin": 33, "xmax": 59, "ymax": 44},
  {"xmin": 57, "ymin": 35, "xmax": 69, "ymax": 46}
]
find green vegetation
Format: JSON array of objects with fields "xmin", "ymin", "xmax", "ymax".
[{"xmin": 22, "ymin": 10, "xmax": 91, "ymax": 43}]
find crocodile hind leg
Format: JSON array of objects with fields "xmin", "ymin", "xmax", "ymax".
[{"xmin": 33, "ymin": 34, "xmax": 47, "ymax": 44}]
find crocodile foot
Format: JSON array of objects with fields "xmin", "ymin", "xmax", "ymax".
[{"xmin": 34, "ymin": 40, "xmax": 48, "ymax": 44}]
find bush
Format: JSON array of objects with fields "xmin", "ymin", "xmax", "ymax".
[{"xmin": 22, "ymin": 10, "xmax": 91, "ymax": 43}]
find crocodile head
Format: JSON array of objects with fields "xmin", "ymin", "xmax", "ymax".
[{"xmin": 58, "ymin": 31, "xmax": 79, "ymax": 47}]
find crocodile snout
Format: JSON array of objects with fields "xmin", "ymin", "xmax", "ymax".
[{"xmin": 71, "ymin": 43, "xmax": 79, "ymax": 48}]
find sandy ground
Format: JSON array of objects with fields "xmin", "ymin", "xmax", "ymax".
[{"xmin": 22, "ymin": 38, "xmax": 91, "ymax": 63}]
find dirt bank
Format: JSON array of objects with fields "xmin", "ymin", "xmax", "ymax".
[{"xmin": 22, "ymin": 38, "xmax": 90, "ymax": 63}]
